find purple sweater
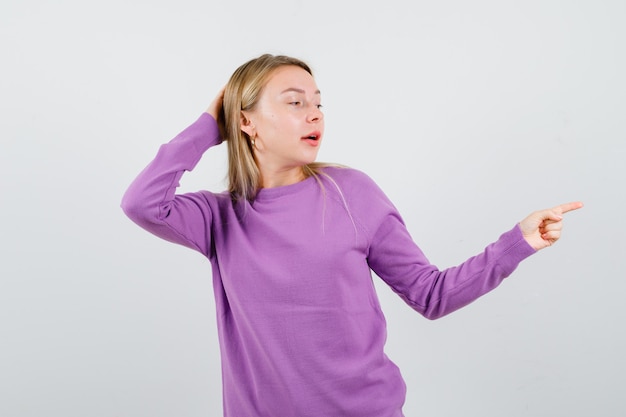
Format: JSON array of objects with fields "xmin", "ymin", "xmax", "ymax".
[{"xmin": 121, "ymin": 113, "xmax": 536, "ymax": 417}]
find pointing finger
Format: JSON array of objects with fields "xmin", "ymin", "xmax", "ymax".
[{"xmin": 555, "ymin": 201, "xmax": 584, "ymax": 215}]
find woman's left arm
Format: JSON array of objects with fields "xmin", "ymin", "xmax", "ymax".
[{"xmin": 366, "ymin": 196, "xmax": 583, "ymax": 320}]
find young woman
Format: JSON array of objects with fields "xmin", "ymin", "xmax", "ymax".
[{"xmin": 121, "ymin": 54, "xmax": 582, "ymax": 417}]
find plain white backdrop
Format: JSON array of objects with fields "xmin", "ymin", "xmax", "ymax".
[{"xmin": 1, "ymin": 0, "xmax": 624, "ymax": 416}]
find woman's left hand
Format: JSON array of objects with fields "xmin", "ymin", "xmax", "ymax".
[{"xmin": 519, "ymin": 201, "xmax": 584, "ymax": 250}]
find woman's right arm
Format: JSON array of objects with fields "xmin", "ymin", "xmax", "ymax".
[{"xmin": 121, "ymin": 100, "xmax": 223, "ymax": 256}]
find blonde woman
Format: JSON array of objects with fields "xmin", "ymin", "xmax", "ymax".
[{"xmin": 121, "ymin": 54, "xmax": 582, "ymax": 417}]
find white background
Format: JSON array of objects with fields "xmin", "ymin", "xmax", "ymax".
[{"xmin": 1, "ymin": 0, "xmax": 624, "ymax": 416}]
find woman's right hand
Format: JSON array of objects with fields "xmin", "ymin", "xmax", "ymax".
[
  {"xmin": 206, "ymin": 86, "xmax": 225, "ymax": 119},
  {"xmin": 206, "ymin": 86, "xmax": 226, "ymax": 139}
]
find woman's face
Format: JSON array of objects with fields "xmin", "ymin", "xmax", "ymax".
[{"xmin": 241, "ymin": 65, "xmax": 324, "ymax": 175}]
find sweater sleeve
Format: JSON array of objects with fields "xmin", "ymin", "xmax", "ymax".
[
  {"xmin": 121, "ymin": 113, "xmax": 221, "ymax": 257},
  {"xmin": 357, "ymin": 174, "xmax": 536, "ymax": 320}
]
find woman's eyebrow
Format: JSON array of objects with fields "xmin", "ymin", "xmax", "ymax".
[{"xmin": 280, "ymin": 87, "xmax": 321, "ymax": 95}]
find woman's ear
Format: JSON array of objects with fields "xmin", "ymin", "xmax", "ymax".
[{"xmin": 240, "ymin": 111, "xmax": 255, "ymax": 137}]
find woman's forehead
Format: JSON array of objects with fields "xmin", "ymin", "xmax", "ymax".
[{"xmin": 264, "ymin": 66, "xmax": 319, "ymax": 94}]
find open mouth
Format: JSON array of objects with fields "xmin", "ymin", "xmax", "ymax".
[{"xmin": 302, "ymin": 132, "xmax": 321, "ymax": 142}]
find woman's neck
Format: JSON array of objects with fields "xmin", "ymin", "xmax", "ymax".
[{"xmin": 260, "ymin": 166, "xmax": 307, "ymax": 189}]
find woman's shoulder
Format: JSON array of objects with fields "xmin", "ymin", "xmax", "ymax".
[
  {"xmin": 317, "ymin": 165, "xmax": 397, "ymax": 222},
  {"xmin": 188, "ymin": 189, "xmax": 234, "ymax": 211},
  {"xmin": 319, "ymin": 165, "xmax": 381, "ymax": 191}
]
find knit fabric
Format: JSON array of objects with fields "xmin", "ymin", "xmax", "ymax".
[{"xmin": 122, "ymin": 113, "xmax": 536, "ymax": 416}]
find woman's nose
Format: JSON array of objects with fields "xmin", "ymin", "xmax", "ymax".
[{"xmin": 308, "ymin": 106, "xmax": 323, "ymax": 123}]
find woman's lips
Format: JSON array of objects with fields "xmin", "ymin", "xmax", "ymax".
[{"xmin": 301, "ymin": 132, "xmax": 321, "ymax": 146}]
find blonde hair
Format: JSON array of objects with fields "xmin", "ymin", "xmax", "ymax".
[{"xmin": 218, "ymin": 54, "xmax": 328, "ymax": 202}]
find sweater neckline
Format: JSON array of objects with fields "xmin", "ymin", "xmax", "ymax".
[{"xmin": 254, "ymin": 174, "xmax": 317, "ymax": 201}]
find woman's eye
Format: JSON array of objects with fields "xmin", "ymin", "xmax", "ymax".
[
  {"xmin": 290, "ymin": 101, "xmax": 302, "ymax": 106},
  {"xmin": 316, "ymin": 104, "xmax": 323, "ymax": 109}
]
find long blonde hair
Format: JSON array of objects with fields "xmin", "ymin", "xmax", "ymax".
[{"xmin": 219, "ymin": 54, "xmax": 327, "ymax": 202}]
